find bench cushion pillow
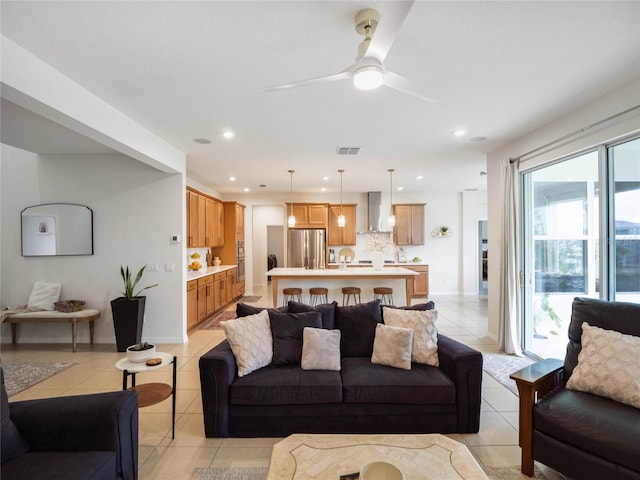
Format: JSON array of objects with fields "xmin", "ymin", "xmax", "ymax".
[
  {"xmin": 269, "ymin": 311, "xmax": 322, "ymax": 366},
  {"xmin": 26, "ymin": 282, "xmax": 62, "ymax": 311}
]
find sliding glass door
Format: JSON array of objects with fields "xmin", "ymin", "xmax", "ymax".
[{"xmin": 522, "ymin": 135, "xmax": 639, "ymax": 359}]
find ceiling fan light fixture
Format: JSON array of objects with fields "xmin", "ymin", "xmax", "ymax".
[{"xmin": 353, "ymin": 65, "xmax": 383, "ymax": 90}]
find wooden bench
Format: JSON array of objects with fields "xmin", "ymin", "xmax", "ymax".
[{"xmin": 3, "ymin": 308, "xmax": 100, "ymax": 352}]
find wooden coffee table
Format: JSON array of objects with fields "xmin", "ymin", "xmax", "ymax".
[{"xmin": 267, "ymin": 433, "xmax": 489, "ymax": 480}]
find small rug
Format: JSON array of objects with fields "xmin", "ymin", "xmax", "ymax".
[
  {"xmin": 483, "ymin": 353, "xmax": 536, "ymax": 395},
  {"xmin": 0, "ymin": 361, "xmax": 76, "ymax": 397},
  {"xmin": 192, "ymin": 467, "xmax": 267, "ymax": 480},
  {"xmin": 191, "ymin": 465, "xmax": 550, "ymax": 480},
  {"xmin": 238, "ymin": 296, "xmax": 261, "ymax": 303},
  {"xmin": 199, "ymin": 310, "xmax": 237, "ymax": 330}
]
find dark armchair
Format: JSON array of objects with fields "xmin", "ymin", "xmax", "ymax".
[
  {"xmin": 511, "ymin": 297, "xmax": 640, "ymax": 480},
  {"xmin": 1, "ymin": 368, "xmax": 139, "ymax": 480}
]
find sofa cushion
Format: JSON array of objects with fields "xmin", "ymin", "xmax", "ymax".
[
  {"xmin": 566, "ymin": 322, "xmax": 640, "ymax": 409},
  {"xmin": 341, "ymin": 357, "xmax": 456, "ymax": 405},
  {"xmin": 0, "ymin": 451, "xmax": 116, "ymax": 480},
  {"xmin": 236, "ymin": 303, "xmax": 288, "ymax": 318},
  {"xmin": 230, "ymin": 364, "xmax": 343, "ymax": 405},
  {"xmin": 222, "ymin": 310, "xmax": 273, "ymax": 377},
  {"xmin": 269, "ymin": 311, "xmax": 322, "ymax": 366},
  {"xmin": 1, "ymin": 370, "xmax": 29, "ymax": 464},
  {"xmin": 382, "ymin": 307, "xmax": 439, "ymax": 366},
  {"xmin": 335, "ymin": 299, "xmax": 382, "ymax": 358},
  {"xmin": 371, "ymin": 324, "xmax": 413, "ymax": 370},
  {"xmin": 301, "ymin": 327, "xmax": 341, "ymax": 371},
  {"xmin": 534, "ymin": 388, "xmax": 640, "ymax": 473},
  {"xmin": 288, "ymin": 301, "xmax": 337, "ymax": 329}
]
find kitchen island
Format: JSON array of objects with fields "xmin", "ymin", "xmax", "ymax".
[{"xmin": 266, "ymin": 267, "xmax": 418, "ymax": 307}]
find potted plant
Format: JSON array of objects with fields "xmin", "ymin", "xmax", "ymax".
[
  {"xmin": 111, "ymin": 265, "xmax": 158, "ymax": 352},
  {"xmin": 126, "ymin": 341, "xmax": 157, "ymax": 363}
]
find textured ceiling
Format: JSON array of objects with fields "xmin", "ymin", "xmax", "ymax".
[{"xmin": 2, "ymin": 1, "xmax": 639, "ymax": 194}]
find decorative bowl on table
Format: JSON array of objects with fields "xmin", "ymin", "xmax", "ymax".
[
  {"xmin": 126, "ymin": 342, "xmax": 156, "ymax": 363},
  {"xmin": 360, "ymin": 461, "xmax": 404, "ymax": 480}
]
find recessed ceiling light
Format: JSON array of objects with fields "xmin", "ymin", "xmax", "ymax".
[
  {"xmin": 193, "ymin": 138, "xmax": 212, "ymax": 144},
  {"xmin": 416, "ymin": 175, "xmax": 423, "ymax": 180},
  {"xmin": 221, "ymin": 130, "xmax": 235, "ymax": 139},
  {"xmin": 229, "ymin": 176, "xmax": 236, "ymax": 181},
  {"xmin": 321, "ymin": 187, "xmax": 326, "ymax": 192},
  {"xmin": 243, "ymin": 187, "xmax": 250, "ymax": 192},
  {"xmin": 322, "ymin": 176, "xmax": 329, "ymax": 181},
  {"xmin": 397, "ymin": 186, "xmax": 404, "ymax": 191},
  {"xmin": 453, "ymin": 129, "xmax": 467, "ymax": 137}
]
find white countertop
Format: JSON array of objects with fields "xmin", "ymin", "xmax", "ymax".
[
  {"xmin": 327, "ymin": 262, "xmax": 427, "ymax": 267},
  {"xmin": 266, "ymin": 267, "xmax": 418, "ymax": 277},
  {"xmin": 186, "ymin": 265, "xmax": 236, "ymax": 281}
]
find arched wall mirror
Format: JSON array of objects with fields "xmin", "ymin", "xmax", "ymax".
[{"xmin": 21, "ymin": 203, "xmax": 94, "ymax": 256}]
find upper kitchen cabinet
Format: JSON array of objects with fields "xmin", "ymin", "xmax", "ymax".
[
  {"xmin": 187, "ymin": 187, "xmax": 224, "ymax": 248},
  {"xmin": 286, "ymin": 203, "xmax": 328, "ymax": 229},
  {"xmin": 234, "ymin": 203, "xmax": 245, "ymax": 241},
  {"xmin": 328, "ymin": 204, "xmax": 357, "ymax": 246},
  {"xmin": 393, "ymin": 204, "xmax": 426, "ymax": 245}
]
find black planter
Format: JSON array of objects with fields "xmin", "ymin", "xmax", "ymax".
[{"xmin": 111, "ymin": 296, "xmax": 146, "ymax": 352}]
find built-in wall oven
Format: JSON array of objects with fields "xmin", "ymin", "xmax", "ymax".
[{"xmin": 236, "ymin": 242, "xmax": 245, "ymax": 282}]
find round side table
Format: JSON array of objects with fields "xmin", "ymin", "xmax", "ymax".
[{"xmin": 115, "ymin": 352, "xmax": 177, "ymax": 439}]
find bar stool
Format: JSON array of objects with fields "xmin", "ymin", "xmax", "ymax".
[
  {"xmin": 342, "ymin": 287, "xmax": 361, "ymax": 306},
  {"xmin": 282, "ymin": 287, "xmax": 303, "ymax": 306},
  {"xmin": 309, "ymin": 287, "xmax": 328, "ymax": 306},
  {"xmin": 373, "ymin": 287, "xmax": 394, "ymax": 306}
]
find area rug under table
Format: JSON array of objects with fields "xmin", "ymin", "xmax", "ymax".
[
  {"xmin": 191, "ymin": 465, "xmax": 551, "ymax": 480},
  {"xmin": 199, "ymin": 310, "xmax": 237, "ymax": 330},
  {"xmin": 482, "ymin": 353, "xmax": 536, "ymax": 395},
  {"xmin": 0, "ymin": 361, "xmax": 76, "ymax": 397}
]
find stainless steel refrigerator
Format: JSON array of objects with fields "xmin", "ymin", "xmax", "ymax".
[{"xmin": 287, "ymin": 228, "xmax": 326, "ymax": 269}]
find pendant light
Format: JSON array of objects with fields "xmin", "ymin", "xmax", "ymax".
[
  {"xmin": 337, "ymin": 169, "xmax": 346, "ymax": 227},
  {"xmin": 387, "ymin": 169, "xmax": 396, "ymax": 227},
  {"xmin": 287, "ymin": 169, "xmax": 296, "ymax": 228}
]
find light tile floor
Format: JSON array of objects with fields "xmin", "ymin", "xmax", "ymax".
[{"xmin": 2, "ymin": 288, "xmax": 563, "ymax": 479}]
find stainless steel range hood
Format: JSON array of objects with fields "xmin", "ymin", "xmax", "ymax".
[{"xmin": 357, "ymin": 191, "xmax": 393, "ymax": 234}]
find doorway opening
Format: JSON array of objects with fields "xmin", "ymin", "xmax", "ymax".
[
  {"xmin": 478, "ymin": 220, "xmax": 488, "ymax": 295},
  {"xmin": 267, "ymin": 225, "xmax": 284, "ymax": 282}
]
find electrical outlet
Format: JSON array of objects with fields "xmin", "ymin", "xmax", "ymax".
[
  {"xmin": 147, "ymin": 263, "xmax": 159, "ymax": 272},
  {"xmin": 164, "ymin": 263, "xmax": 175, "ymax": 272}
]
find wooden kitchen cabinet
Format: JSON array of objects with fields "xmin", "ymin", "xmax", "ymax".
[
  {"xmin": 328, "ymin": 204, "xmax": 357, "ymax": 245},
  {"xmin": 405, "ymin": 265, "xmax": 429, "ymax": 298},
  {"xmin": 286, "ymin": 203, "xmax": 328, "ymax": 229},
  {"xmin": 186, "ymin": 187, "xmax": 224, "ymax": 248},
  {"xmin": 235, "ymin": 203, "xmax": 245, "ymax": 241},
  {"xmin": 197, "ymin": 275, "xmax": 215, "ymax": 324},
  {"xmin": 393, "ymin": 204, "xmax": 426, "ymax": 245},
  {"xmin": 187, "ymin": 280, "xmax": 198, "ymax": 330}
]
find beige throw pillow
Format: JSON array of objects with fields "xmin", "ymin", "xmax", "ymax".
[
  {"xmin": 27, "ymin": 282, "xmax": 62, "ymax": 311},
  {"xmin": 371, "ymin": 323, "xmax": 414, "ymax": 370},
  {"xmin": 566, "ymin": 322, "xmax": 640, "ymax": 409},
  {"xmin": 301, "ymin": 327, "xmax": 341, "ymax": 371},
  {"xmin": 382, "ymin": 307, "xmax": 439, "ymax": 366},
  {"xmin": 222, "ymin": 310, "xmax": 273, "ymax": 377}
]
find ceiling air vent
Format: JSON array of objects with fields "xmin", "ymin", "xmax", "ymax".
[{"xmin": 336, "ymin": 147, "xmax": 360, "ymax": 155}]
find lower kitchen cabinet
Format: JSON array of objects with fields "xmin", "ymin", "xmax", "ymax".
[
  {"xmin": 197, "ymin": 275, "xmax": 215, "ymax": 323},
  {"xmin": 186, "ymin": 267, "xmax": 240, "ymax": 331},
  {"xmin": 406, "ymin": 265, "xmax": 429, "ymax": 298},
  {"xmin": 187, "ymin": 280, "xmax": 198, "ymax": 330}
]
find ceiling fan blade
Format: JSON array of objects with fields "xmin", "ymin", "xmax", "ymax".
[
  {"xmin": 365, "ymin": 0, "xmax": 414, "ymax": 62},
  {"xmin": 383, "ymin": 71, "xmax": 437, "ymax": 103},
  {"xmin": 265, "ymin": 70, "xmax": 352, "ymax": 92}
]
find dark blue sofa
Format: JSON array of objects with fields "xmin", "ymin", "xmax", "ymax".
[
  {"xmin": 1, "ymin": 368, "xmax": 139, "ymax": 480},
  {"xmin": 199, "ymin": 300, "xmax": 483, "ymax": 437}
]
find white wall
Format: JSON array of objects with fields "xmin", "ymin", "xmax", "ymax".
[
  {"xmin": 1, "ymin": 144, "xmax": 186, "ymax": 346},
  {"xmin": 486, "ymin": 78, "xmax": 640, "ymax": 341}
]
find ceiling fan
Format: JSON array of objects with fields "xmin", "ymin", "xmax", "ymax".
[{"xmin": 265, "ymin": 0, "xmax": 436, "ymax": 102}]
